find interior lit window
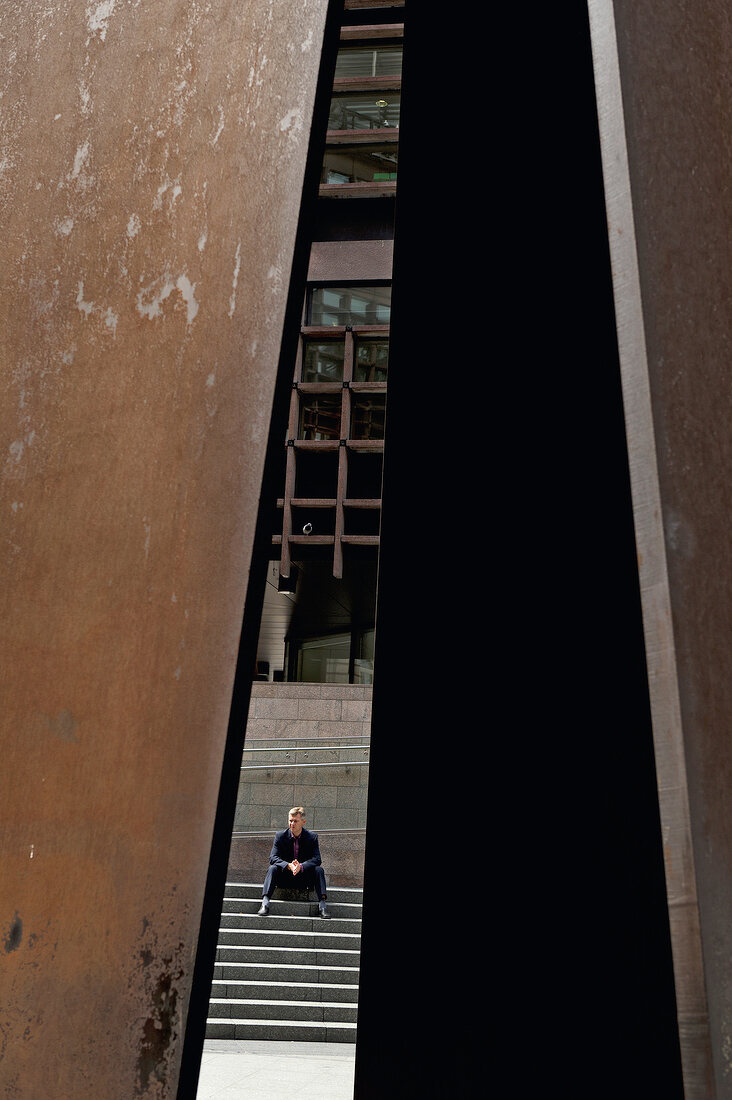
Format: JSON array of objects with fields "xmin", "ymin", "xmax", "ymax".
[
  {"xmin": 303, "ymin": 341, "xmax": 345, "ymax": 381},
  {"xmin": 296, "ymin": 634, "xmax": 351, "ymax": 684},
  {"xmin": 334, "ymin": 45, "xmax": 402, "ymax": 78},
  {"xmin": 354, "ymin": 628, "xmax": 375, "ymax": 685},
  {"xmin": 327, "ymin": 92, "xmax": 400, "ymax": 131},
  {"xmin": 309, "ymin": 285, "xmax": 391, "ymax": 326},
  {"xmin": 321, "ymin": 146, "xmax": 398, "ymax": 184}
]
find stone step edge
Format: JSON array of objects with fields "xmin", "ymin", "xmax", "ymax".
[
  {"xmin": 213, "ymin": 966, "xmax": 359, "ymax": 979},
  {"xmin": 223, "ymin": 915, "xmax": 362, "ymax": 924},
  {"xmin": 209, "ymin": 998, "xmax": 356, "ymax": 1010},
  {"xmin": 224, "ymin": 893, "xmax": 362, "ymax": 901},
  {"xmin": 223, "ymin": 892, "xmax": 362, "ymax": 903},
  {"xmin": 217, "ymin": 927, "xmax": 361, "ymax": 939},
  {"xmin": 223, "ymin": 903, "xmax": 362, "ymax": 913},
  {"xmin": 208, "ymin": 1018, "xmax": 357, "ymax": 1029},
  {"xmin": 224, "ymin": 901, "xmax": 362, "ymax": 911},
  {"xmin": 208, "ymin": 985, "xmax": 356, "ymax": 994},
  {"xmin": 225, "ymin": 889, "xmax": 360, "ymax": 894},
  {"xmin": 225, "ymin": 881, "xmax": 363, "ymax": 891},
  {"xmin": 221, "ymin": 908, "xmax": 362, "ymax": 916},
  {"xmin": 217, "ymin": 947, "xmax": 360, "ymax": 958},
  {"xmin": 213, "ymin": 969, "xmax": 358, "ymax": 982}
]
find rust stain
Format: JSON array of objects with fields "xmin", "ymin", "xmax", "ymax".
[
  {"xmin": 131, "ymin": 911, "xmax": 187, "ymax": 1097},
  {"xmin": 135, "ymin": 950, "xmax": 185, "ymax": 1095},
  {"xmin": 3, "ymin": 912, "xmax": 23, "ymax": 953}
]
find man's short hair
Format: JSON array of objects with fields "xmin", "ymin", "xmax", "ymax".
[{"xmin": 289, "ymin": 806, "xmax": 306, "ymax": 818}]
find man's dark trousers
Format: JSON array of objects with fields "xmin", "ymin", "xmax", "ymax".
[{"xmin": 263, "ymin": 827, "xmax": 327, "ymax": 900}]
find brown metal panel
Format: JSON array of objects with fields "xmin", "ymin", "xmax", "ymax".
[
  {"xmin": 348, "ymin": 439, "xmax": 384, "ymax": 451},
  {"xmin": 280, "ymin": 444, "xmax": 296, "ymax": 581},
  {"xmin": 337, "ymin": 328, "xmax": 355, "ymax": 577},
  {"xmin": 318, "ymin": 182, "xmax": 398, "ymax": 198},
  {"xmin": 302, "ymin": 323, "xmax": 390, "ymax": 336},
  {"xmin": 332, "ymin": 76, "xmax": 402, "ymax": 92},
  {"xmin": 294, "ymin": 439, "xmax": 342, "ymax": 451},
  {"xmin": 0, "ymin": 1, "xmax": 329, "ymax": 1096},
  {"xmin": 344, "ymin": 1, "xmax": 404, "ymax": 9},
  {"xmin": 340, "ymin": 23, "xmax": 404, "ymax": 41},
  {"xmin": 307, "ymin": 239, "xmax": 395, "ymax": 282},
  {"xmin": 589, "ymin": 1, "xmax": 732, "ymax": 1095},
  {"xmin": 325, "ymin": 130, "xmax": 400, "ymax": 144}
]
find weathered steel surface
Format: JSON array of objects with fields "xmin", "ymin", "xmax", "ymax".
[
  {"xmin": 0, "ymin": 1, "xmax": 328, "ymax": 1095},
  {"xmin": 588, "ymin": 2, "xmax": 731, "ymax": 1095}
]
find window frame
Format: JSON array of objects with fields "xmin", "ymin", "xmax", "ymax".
[
  {"xmin": 275, "ymin": 291, "xmax": 390, "ymax": 581},
  {"xmin": 319, "ymin": 24, "xmax": 403, "ymax": 198}
]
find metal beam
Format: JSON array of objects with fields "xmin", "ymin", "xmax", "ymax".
[{"xmin": 588, "ymin": 1, "xmax": 732, "ymax": 1094}]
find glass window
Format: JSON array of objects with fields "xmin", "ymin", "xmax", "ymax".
[
  {"xmin": 351, "ymin": 394, "xmax": 386, "ymax": 440},
  {"xmin": 334, "ymin": 45, "xmax": 402, "ymax": 79},
  {"xmin": 328, "ymin": 92, "xmax": 400, "ymax": 131},
  {"xmin": 309, "ymin": 285, "xmax": 391, "ymax": 326},
  {"xmin": 353, "ymin": 628, "xmax": 375, "ymax": 685},
  {"xmin": 297, "ymin": 634, "xmax": 350, "ymax": 684},
  {"xmin": 322, "ymin": 146, "xmax": 398, "ymax": 184},
  {"xmin": 299, "ymin": 394, "xmax": 342, "ymax": 440},
  {"xmin": 355, "ymin": 339, "xmax": 389, "ymax": 382},
  {"xmin": 303, "ymin": 341, "xmax": 345, "ymax": 382}
]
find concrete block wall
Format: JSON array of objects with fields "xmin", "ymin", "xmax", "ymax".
[{"xmin": 227, "ymin": 683, "xmax": 371, "ymax": 888}]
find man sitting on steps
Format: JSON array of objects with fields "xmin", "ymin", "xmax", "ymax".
[{"xmin": 258, "ymin": 805, "xmax": 330, "ymax": 919}]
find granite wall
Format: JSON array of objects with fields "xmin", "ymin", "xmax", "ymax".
[{"xmin": 227, "ymin": 683, "xmax": 372, "ymax": 888}]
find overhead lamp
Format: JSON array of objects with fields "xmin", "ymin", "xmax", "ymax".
[{"xmin": 277, "ymin": 566, "xmax": 299, "ymax": 595}]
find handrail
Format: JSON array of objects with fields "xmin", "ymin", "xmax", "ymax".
[
  {"xmin": 242, "ymin": 735, "xmax": 370, "ymax": 744},
  {"xmin": 240, "ymin": 760, "xmax": 369, "ymax": 771},
  {"xmin": 242, "ymin": 745, "xmax": 369, "ymax": 754}
]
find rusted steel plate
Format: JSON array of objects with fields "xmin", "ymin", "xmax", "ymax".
[
  {"xmin": 589, "ymin": 1, "xmax": 731, "ymax": 1095},
  {"xmin": 0, "ymin": 1, "xmax": 329, "ymax": 1095}
]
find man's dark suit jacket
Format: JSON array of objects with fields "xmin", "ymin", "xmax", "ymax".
[{"xmin": 268, "ymin": 827, "xmax": 323, "ymax": 873}]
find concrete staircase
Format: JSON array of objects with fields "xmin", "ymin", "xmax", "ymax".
[{"xmin": 205, "ymin": 882, "xmax": 363, "ymax": 1043}]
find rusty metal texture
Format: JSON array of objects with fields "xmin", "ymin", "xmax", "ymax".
[
  {"xmin": 0, "ymin": 1, "xmax": 329, "ymax": 1095},
  {"xmin": 588, "ymin": 1, "xmax": 732, "ymax": 1096}
]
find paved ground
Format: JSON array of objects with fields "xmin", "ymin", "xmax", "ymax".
[{"xmin": 195, "ymin": 1039, "xmax": 356, "ymax": 1099}]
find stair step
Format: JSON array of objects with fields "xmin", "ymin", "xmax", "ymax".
[
  {"xmin": 224, "ymin": 882, "xmax": 362, "ymax": 904},
  {"xmin": 207, "ymin": 881, "xmax": 364, "ymax": 1045},
  {"xmin": 216, "ymin": 927, "xmax": 360, "ymax": 950},
  {"xmin": 216, "ymin": 945, "xmax": 360, "ymax": 968},
  {"xmin": 208, "ymin": 998, "xmax": 357, "ymax": 1022},
  {"xmin": 205, "ymin": 1017, "xmax": 357, "ymax": 1043},
  {"xmin": 209, "ymin": 979, "xmax": 359, "ymax": 1003},
  {"xmin": 212, "ymin": 960, "xmax": 360, "ymax": 985},
  {"xmin": 220, "ymin": 902, "xmax": 363, "ymax": 919}
]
